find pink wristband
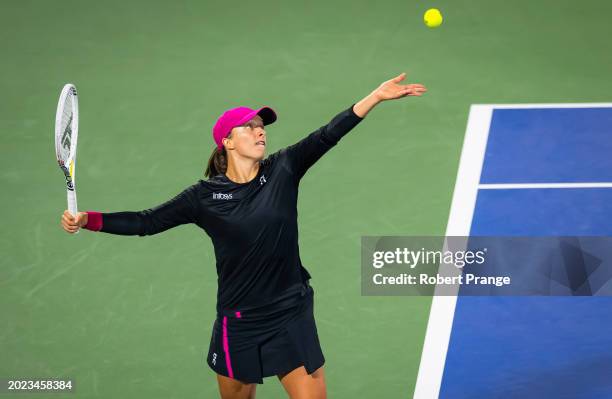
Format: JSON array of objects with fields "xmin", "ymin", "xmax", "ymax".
[{"xmin": 84, "ymin": 211, "xmax": 103, "ymax": 231}]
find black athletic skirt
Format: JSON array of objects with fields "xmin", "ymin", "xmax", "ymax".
[{"xmin": 206, "ymin": 281, "xmax": 324, "ymax": 384}]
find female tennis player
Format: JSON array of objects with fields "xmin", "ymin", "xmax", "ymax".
[{"xmin": 60, "ymin": 72, "xmax": 426, "ymax": 399}]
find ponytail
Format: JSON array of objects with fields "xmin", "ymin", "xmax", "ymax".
[{"xmin": 205, "ymin": 146, "xmax": 228, "ymax": 178}]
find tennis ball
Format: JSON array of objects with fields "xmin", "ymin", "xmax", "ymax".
[{"xmin": 424, "ymin": 8, "xmax": 443, "ymax": 28}]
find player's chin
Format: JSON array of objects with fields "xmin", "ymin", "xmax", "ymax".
[{"xmin": 252, "ymin": 146, "xmax": 266, "ymax": 159}]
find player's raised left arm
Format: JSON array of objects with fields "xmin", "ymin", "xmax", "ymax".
[
  {"xmin": 281, "ymin": 72, "xmax": 426, "ymax": 180},
  {"xmin": 353, "ymin": 72, "xmax": 427, "ymax": 118}
]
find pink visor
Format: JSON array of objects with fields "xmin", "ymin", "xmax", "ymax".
[{"xmin": 212, "ymin": 106, "xmax": 277, "ymax": 151}]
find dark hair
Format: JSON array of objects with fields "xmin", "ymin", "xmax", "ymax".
[
  {"xmin": 205, "ymin": 130, "xmax": 236, "ymax": 178},
  {"xmin": 205, "ymin": 145, "xmax": 228, "ymax": 178}
]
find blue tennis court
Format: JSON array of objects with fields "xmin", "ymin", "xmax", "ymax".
[{"xmin": 416, "ymin": 104, "xmax": 612, "ymax": 398}]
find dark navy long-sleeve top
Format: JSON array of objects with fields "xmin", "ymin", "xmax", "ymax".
[{"xmin": 97, "ymin": 104, "xmax": 364, "ymax": 310}]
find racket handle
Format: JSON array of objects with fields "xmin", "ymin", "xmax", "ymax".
[{"xmin": 67, "ymin": 188, "xmax": 79, "ymax": 234}]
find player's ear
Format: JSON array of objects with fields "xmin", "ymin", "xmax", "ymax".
[{"xmin": 223, "ymin": 132, "xmax": 234, "ymax": 150}]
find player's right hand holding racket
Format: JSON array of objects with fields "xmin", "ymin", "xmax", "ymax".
[{"xmin": 61, "ymin": 210, "xmax": 88, "ymax": 234}]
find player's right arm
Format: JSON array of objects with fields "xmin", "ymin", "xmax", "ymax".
[{"xmin": 60, "ymin": 184, "xmax": 201, "ymax": 236}]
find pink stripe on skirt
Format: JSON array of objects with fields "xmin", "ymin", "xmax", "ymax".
[{"xmin": 222, "ymin": 316, "xmax": 234, "ymax": 378}]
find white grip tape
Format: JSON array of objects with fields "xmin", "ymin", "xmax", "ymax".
[{"xmin": 67, "ymin": 188, "xmax": 79, "ymax": 234}]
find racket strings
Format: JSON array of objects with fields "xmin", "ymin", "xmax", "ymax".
[{"xmin": 58, "ymin": 93, "xmax": 75, "ymax": 162}]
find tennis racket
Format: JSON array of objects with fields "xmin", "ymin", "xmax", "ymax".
[{"xmin": 54, "ymin": 84, "xmax": 80, "ymax": 231}]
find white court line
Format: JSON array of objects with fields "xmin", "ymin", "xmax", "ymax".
[
  {"xmin": 479, "ymin": 183, "xmax": 612, "ymax": 189},
  {"xmin": 413, "ymin": 102, "xmax": 612, "ymax": 398},
  {"xmin": 472, "ymin": 103, "xmax": 612, "ymax": 108},
  {"xmin": 413, "ymin": 105, "xmax": 493, "ymax": 399}
]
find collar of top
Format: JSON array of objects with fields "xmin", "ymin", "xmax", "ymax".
[{"xmin": 212, "ymin": 106, "xmax": 277, "ymax": 151}]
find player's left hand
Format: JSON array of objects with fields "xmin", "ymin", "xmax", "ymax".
[{"xmin": 373, "ymin": 72, "xmax": 427, "ymax": 101}]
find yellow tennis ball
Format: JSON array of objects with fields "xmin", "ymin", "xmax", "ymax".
[{"xmin": 424, "ymin": 8, "xmax": 443, "ymax": 28}]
